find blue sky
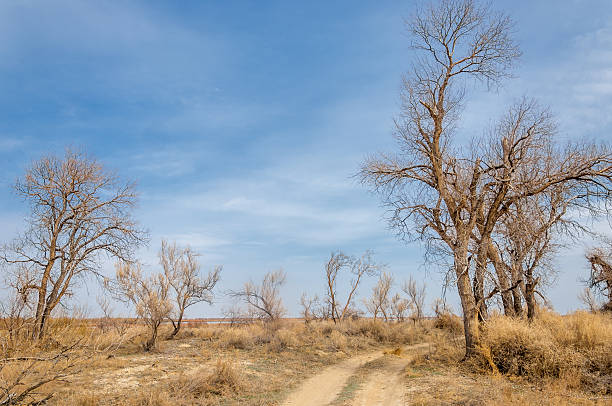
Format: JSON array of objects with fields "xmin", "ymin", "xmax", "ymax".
[{"xmin": 1, "ymin": 0, "xmax": 611, "ymax": 317}]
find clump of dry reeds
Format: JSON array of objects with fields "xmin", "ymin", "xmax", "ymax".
[
  {"xmin": 170, "ymin": 359, "xmax": 245, "ymax": 397},
  {"xmin": 479, "ymin": 310, "xmax": 612, "ymax": 393}
]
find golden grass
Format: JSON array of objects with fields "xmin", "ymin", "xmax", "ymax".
[
  {"xmin": 480, "ymin": 310, "xmax": 612, "ymax": 393},
  {"xmin": 6, "ymin": 311, "xmax": 609, "ymax": 404},
  {"xmin": 28, "ymin": 318, "xmax": 431, "ymax": 405}
]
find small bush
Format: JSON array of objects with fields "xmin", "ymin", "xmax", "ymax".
[
  {"xmin": 269, "ymin": 328, "xmax": 298, "ymax": 351},
  {"xmin": 218, "ymin": 328, "xmax": 252, "ymax": 349},
  {"xmin": 202, "ymin": 359, "xmax": 244, "ymax": 395},
  {"xmin": 329, "ymin": 330, "xmax": 348, "ymax": 351},
  {"xmin": 433, "ymin": 313, "xmax": 463, "ymax": 334},
  {"xmin": 168, "ymin": 360, "xmax": 244, "ymax": 400}
]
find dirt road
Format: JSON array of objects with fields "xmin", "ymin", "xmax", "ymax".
[{"xmin": 281, "ymin": 342, "xmax": 429, "ymax": 406}]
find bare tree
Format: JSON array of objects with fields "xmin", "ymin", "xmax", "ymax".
[
  {"xmin": 160, "ymin": 240, "xmax": 221, "ymax": 338},
  {"xmin": 403, "ymin": 276, "xmax": 426, "ymax": 324},
  {"xmin": 489, "ymin": 186, "xmax": 579, "ymax": 320},
  {"xmin": 578, "ymin": 287, "xmax": 601, "ymax": 313},
  {"xmin": 96, "ymin": 295, "xmax": 129, "ymax": 336},
  {"xmin": 364, "ymin": 272, "xmax": 394, "ymax": 321},
  {"xmin": 1, "ymin": 150, "xmax": 145, "ymax": 338},
  {"xmin": 324, "ymin": 250, "xmax": 381, "ymax": 323},
  {"xmin": 300, "ymin": 293, "xmax": 321, "ymax": 323},
  {"xmin": 109, "ymin": 261, "xmax": 172, "ymax": 351},
  {"xmin": 585, "ymin": 246, "xmax": 612, "ymax": 312},
  {"xmin": 230, "ymin": 270, "xmax": 286, "ymax": 321},
  {"xmin": 360, "ymin": 0, "xmax": 612, "ymax": 358},
  {"xmin": 390, "ymin": 293, "xmax": 410, "ymax": 322}
]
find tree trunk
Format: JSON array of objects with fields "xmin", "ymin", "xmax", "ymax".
[
  {"xmin": 509, "ymin": 260, "xmax": 525, "ymax": 317},
  {"xmin": 525, "ymin": 282, "xmax": 536, "ymax": 320},
  {"xmin": 473, "ymin": 242, "xmax": 488, "ymax": 321},
  {"xmin": 512, "ymin": 287, "xmax": 523, "ymax": 317},
  {"xmin": 488, "ymin": 243, "xmax": 514, "ymax": 317},
  {"xmin": 144, "ymin": 323, "xmax": 159, "ymax": 351},
  {"xmin": 525, "ymin": 271, "xmax": 539, "ymax": 321},
  {"xmin": 455, "ymin": 246, "xmax": 481, "ymax": 359},
  {"xmin": 37, "ymin": 305, "xmax": 52, "ymax": 340},
  {"xmin": 169, "ymin": 310, "xmax": 184, "ymax": 339}
]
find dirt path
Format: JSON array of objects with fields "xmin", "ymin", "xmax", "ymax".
[
  {"xmin": 351, "ymin": 343, "xmax": 429, "ymax": 406},
  {"xmin": 281, "ymin": 343, "xmax": 429, "ymax": 406}
]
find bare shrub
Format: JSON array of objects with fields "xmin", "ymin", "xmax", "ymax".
[
  {"xmin": 108, "ymin": 261, "xmax": 172, "ymax": 351},
  {"xmin": 324, "ymin": 250, "xmax": 381, "ymax": 323},
  {"xmin": 168, "ymin": 360, "xmax": 243, "ymax": 399},
  {"xmin": 300, "ymin": 293, "xmax": 323, "ymax": 323},
  {"xmin": 433, "ymin": 313, "xmax": 463, "ymax": 335},
  {"xmin": 160, "ymin": 240, "xmax": 221, "ymax": 338},
  {"xmin": 364, "ymin": 272, "xmax": 393, "ymax": 321},
  {"xmin": 230, "ymin": 270, "xmax": 286, "ymax": 321},
  {"xmin": 390, "ymin": 293, "xmax": 410, "ymax": 322},
  {"xmin": 202, "ymin": 359, "xmax": 244, "ymax": 395},
  {"xmin": 432, "ymin": 299, "xmax": 463, "ymax": 334},
  {"xmin": 403, "ymin": 276, "xmax": 426, "ymax": 324}
]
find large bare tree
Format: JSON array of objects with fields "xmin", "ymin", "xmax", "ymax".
[
  {"xmin": 160, "ymin": 240, "xmax": 221, "ymax": 338},
  {"xmin": 360, "ymin": 0, "xmax": 612, "ymax": 358},
  {"xmin": 2, "ymin": 150, "xmax": 145, "ymax": 338}
]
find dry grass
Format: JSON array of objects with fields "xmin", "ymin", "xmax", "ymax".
[
  {"xmin": 34, "ymin": 318, "xmax": 432, "ymax": 405},
  {"xmin": 479, "ymin": 310, "xmax": 612, "ymax": 393},
  {"xmin": 405, "ymin": 310, "xmax": 612, "ymax": 404},
  {"xmin": 7, "ymin": 311, "xmax": 609, "ymax": 404}
]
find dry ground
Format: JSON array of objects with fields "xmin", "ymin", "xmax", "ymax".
[{"xmin": 4, "ymin": 312, "xmax": 612, "ymax": 405}]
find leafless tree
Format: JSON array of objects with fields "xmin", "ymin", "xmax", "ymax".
[
  {"xmin": 390, "ymin": 293, "xmax": 410, "ymax": 322},
  {"xmin": 109, "ymin": 261, "xmax": 172, "ymax": 351},
  {"xmin": 431, "ymin": 298, "xmax": 453, "ymax": 318},
  {"xmin": 95, "ymin": 295, "xmax": 115, "ymax": 333},
  {"xmin": 585, "ymin": 246, "xmax": 612, "ymax": 312},
  {"xmin": 300, "ymin": 293, "xmax": 321, "ymax": 323},
  {"xmin": 222, "ymin": 303, "xmax": 249, "ymax": 327},
  {"xmin": 489, "ymin": 186, "xmax": 579, "ymax": 320},
  {"xmin": 1, "ymin": 150, "xmax": 145, "ymax": 338},
  {"xmin": 230, "ymin": 270, "xmax": 286, "ymax": 321},
  {"xmin": 324, "ymin": 250, "xmax": 381, "ymax": 323},
  {"xmin": 360, "ymin": 0, "xmax": 612, "ymax": 358},
  {"xmin": 578, "ymin": 287, "xmax": 601, "ymax": 313},
  {"xmin": 160, "ymin": 240, "xmax": 221, "ymax": 338},
  {"xmin": 403, "ymin": 276, "xmax": 427, "ymax": 324},
  {"xmin": 364, "ymin": 272, "xmax": 393, "ymax": 321}
]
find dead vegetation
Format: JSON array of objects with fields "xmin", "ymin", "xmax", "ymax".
[
  {"xmin": 406, "ymin": 310, "xmax": 612, "ymax": 404},
  {"xmin": 0, "ymin": 299, "xmax": 120, "ymax": 405},
  {"xmin": 1, "ymin": 316, "xmax": 434, "ymax": 405}
]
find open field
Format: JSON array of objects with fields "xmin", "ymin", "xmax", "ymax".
[{"xmin": 2, "ymin": 311, "xmax": 610, "ymax": 405}]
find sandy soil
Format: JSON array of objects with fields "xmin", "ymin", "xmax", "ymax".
[
  {"xmin": 282, "ymin": 343, "xmax": 430, "ymax": 406},
  {"xmin": 352, "ymin": 343, "xmax": 429, "ymax": 406}
]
